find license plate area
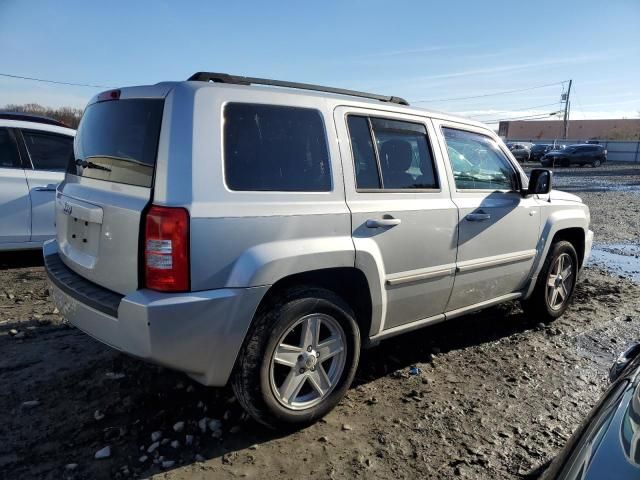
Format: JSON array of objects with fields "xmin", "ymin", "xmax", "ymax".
[
  {"xmin": 67, "ymin": 216, "xmax": 101, "ymax": 257},
  {"xmin": 56, "ymin": 194, "xmax": 104, "ymax": 270}
]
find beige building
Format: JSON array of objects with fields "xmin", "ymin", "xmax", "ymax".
[{"xmin": 499, "ymin": 118, "xmax": 640, "ymax": 141}]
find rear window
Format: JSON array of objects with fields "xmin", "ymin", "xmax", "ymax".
[
  {"xmin": 224, "ymin": 103, "xmax": 331, "ymax": 191},
  {"xmin": 70, "ymin": 98, "xmax": 164, "ymax": 187}
]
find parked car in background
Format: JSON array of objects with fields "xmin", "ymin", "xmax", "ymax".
[
  {"xmin": 543, "ymin": 342, "xmax": 640, "ymax": 479},
  {"xmin": 0, "ymin": 112, "xmax": 75, "ymax": 251},
  {"xmin": 506, "ymin": 142, "xmax": 531, "ymax": 162},
  {"xmin": 530, "ymin": 144, "xmax": 553, "ymax": 162},
  {"xmin": 541, "ymin": 144, "xmax": 607, "ymax": 167},
  {"xmin": 45, "ymin": 72, "xmax": 592, "ymax": 429}
]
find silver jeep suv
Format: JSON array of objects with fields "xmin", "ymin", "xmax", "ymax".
[{"xmin": 45, "ymin": 72, "xmax": 593, "ymax": 428}]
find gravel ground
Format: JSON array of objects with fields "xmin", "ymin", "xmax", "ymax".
[{"xmin": 1, "ymin": 163, "xmax": 639, "ymax": 479}]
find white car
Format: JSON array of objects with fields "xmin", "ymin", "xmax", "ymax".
[{"xmin": 0, "ymin": 112, "xmax": 75, "ymax": 251}]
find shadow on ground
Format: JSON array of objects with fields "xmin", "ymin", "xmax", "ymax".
[{"xmin": 0, "ymin": 250, "xmax": 44, "ymax": 270}]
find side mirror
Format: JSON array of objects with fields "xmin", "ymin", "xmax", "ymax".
[
  {"xmin": 609, "ymin": 342, "xmax": 640, "ymax": 383},
  {"xmin": 525, "ymin": 169, "xmax": 552, "ymax": 195}
]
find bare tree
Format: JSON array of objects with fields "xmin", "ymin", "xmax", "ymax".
[{"xmin": 3, "ymin": 103, "xmax": 83, "ymax": 128}]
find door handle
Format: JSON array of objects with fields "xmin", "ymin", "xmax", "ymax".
[
  {"xmin": 366, "ymin": 217, "xmax": 401, "ymax": 228},
  {"xmin": 33, "ymin": 186, "xmax": 57, "ymax": 192},
  {"xmin": 466, "ymin": 213, "xmax": 491, "ymax": 222}
]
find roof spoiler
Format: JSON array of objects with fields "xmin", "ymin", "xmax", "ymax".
[{"xmin": 187, "ymin": 72, "xmax": 409, "ymax": 106}]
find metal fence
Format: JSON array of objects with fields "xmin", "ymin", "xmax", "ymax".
[{"xmin": 508, "ymin": 139, "xmax": 640, "ymax": 162}]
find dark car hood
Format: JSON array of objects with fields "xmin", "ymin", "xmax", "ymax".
[{"xmin": 545, "ymin": 359, "xmax": 640, "ymax": 479}]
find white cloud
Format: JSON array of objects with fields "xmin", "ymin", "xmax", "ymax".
[
  {"xmin": 404, "ymin": 53, "xmax": 612, "ymax": 85},
  {"xmin": 454, "ymin": 107, "xmax": 640, "ymax": 126},
  {"xmin": 354, "ymin": 44, "xmax": 472, "ymax": 59}
]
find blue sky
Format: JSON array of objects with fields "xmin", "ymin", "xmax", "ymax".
[{"xmin": 1, "ymin": 0, "xmax": 639, "ymax": 127}]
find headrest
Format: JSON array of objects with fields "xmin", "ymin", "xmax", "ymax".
[{"xmin": 380, "ymin": 139, "xmax": 412, "ymax": 172}]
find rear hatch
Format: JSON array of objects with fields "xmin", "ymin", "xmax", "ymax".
[{"xmin": 56, "ymin": 92, "xmax": 166, "ymax": 295}]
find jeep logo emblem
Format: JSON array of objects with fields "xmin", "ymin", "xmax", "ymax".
[{"xmin": 63, "ymin": 202, "xmax": 73, "ymax": 215}]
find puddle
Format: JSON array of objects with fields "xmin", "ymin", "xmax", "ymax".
[
  {"xmin": 558, "ymin": 183, "xmax": 640, "ymax": 194},
  {"xmin": 589, "ymin": 243, "xmax": 640, "ymax": 283}
]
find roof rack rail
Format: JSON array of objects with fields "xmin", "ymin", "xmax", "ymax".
[{"xmin": 187, "ymin": 72, "xmax": 409, "ymax": 106}]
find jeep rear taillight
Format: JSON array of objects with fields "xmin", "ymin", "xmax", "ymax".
[{"xmin": 144, "ymin": 206, "xmax": 190, "ymax": 292}]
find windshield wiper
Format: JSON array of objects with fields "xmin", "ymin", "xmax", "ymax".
[{"xmin": 75, "ymin": 159, "xmax": 112, "ymax": 172}]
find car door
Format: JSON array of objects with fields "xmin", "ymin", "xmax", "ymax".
[
  {"xmin": 583, "ymin": 146, "xmax": 598, "ymax": 165},
  {"xmin": 0, "ymin": 127, "xmax": 31, "ymax": 244},
  {"xmin": 334, "ymin": 107, "xmax": 458, "ymax": 333},
  {"xmin": 434, "ymin": 121, "xmax": 541, "ymax": 312},
  {"xmin": 17, "ymin": 129, "xmax": 72, "ymax": 243}
]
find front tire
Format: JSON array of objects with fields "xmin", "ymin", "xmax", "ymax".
[
  {"xmin": 592, "ymin": 159, "xmax": 602, "ymax": 167},
  {"xmin": 522, "ymin": 241, "xmax": 578, "ymax": 322},
  {"xmin": 231, "ymin": 287, "xmax": 360, "ymax": 429}
]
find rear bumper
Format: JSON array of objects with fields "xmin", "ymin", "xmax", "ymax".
[{"xmin": 43, "ymin": 240, "xmax": 268, "ymax": 386}]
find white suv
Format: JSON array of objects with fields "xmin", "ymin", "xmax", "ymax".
[
  {"xmin": 44, "ymin": 73, "xmax": 593, "ymax": 428},
  {"xmin": 0, "ymin": 112, "xmax": 75, "ymax": 251}
]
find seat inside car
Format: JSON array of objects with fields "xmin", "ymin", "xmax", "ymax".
[{"xmin": 380, "ymin": 139, "xmax": 414, "ymax": 188}]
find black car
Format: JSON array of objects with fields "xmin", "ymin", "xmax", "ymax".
[
  {"xmin": 530, "ymin": 144, "xmax": 553, "ymax": 162},
  {"xmin": 542, "ymin": 343, "xmax": 640, "ymax": 479},
  {"xmin": 541, "ymin": 144, "xmax": 607, "ymax": 168},
  {"xmin": 506, "ymin": 142, "xmax": 531, "ymax": 162}
]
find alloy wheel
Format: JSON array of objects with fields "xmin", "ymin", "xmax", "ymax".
[
  {"xmin": 546, "ymin": 253, "xmax": 575, "ymax": 311},
  {"xmin": 269, "ymin": 313, "xmax": 347, "ymax": 410}
]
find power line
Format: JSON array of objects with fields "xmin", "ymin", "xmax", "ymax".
[
  {"xmin": 467, "ymin": 102, "xmax": 562, "ymax": 119},
  {"xmin": 481, "ymin": 111, "xmax": 563, "ymax": 124},
  {"xmin": 411, "ymin": 80, "xmax": 568, "ymax": 103},
  {"xmin": 570, "ymin": 84, "xmax": 587, "ymax": 119},
  {"xmin": 0, "ymin": 72, "xmax": 110, "ymax": 89}
]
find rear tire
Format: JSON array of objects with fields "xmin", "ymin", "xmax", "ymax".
[
  {"xmin": 231, "ymin": 287, "xmax": 360, "ymax": 429},
  {"xmin": 521, "ymin": 241, "xmax": 578, "ymax": 322}
]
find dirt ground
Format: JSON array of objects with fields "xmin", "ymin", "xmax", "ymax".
[{"xmin": 1, "ymin": 163, "xmax": 639, "ymax": 480}]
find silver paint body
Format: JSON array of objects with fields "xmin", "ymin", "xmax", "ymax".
[
  {"xmin": 46, "ymin": 81, "xmax": 593, "ymax": 386},
  {"xmin": 0, "ymin": 119, "xmax": 74, "ymax": 251}
]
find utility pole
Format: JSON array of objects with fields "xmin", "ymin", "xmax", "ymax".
[{"xmin": 563, "ymin": 79, "xmax": 572, "ymax": 140}]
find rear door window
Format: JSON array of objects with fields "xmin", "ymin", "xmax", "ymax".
[
  {"xmin": 0, "ymin": 128, "xmax": 21, "ymax": 169},
  {"xmin": 346, "ymin": 115, "xmax": 438, "ymax": 190},
  {"xmin": 224, "ymin": 103, "xmax": 331, "ymax": 191},
  {"xmin": 22, "ymin": 130, "xmax": 73, "ymax": 171},
  {"xmin": 346, "ymin": 116, "xmax": 381, "ymax": 189},
  {"xmin": 71, "ymin": 99, "xmax": 164, "ymax": 187}
]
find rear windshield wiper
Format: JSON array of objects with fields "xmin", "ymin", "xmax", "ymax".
[{"xmin": 75, "ymin": 159, "xmax": 112, "ymax": 172}]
